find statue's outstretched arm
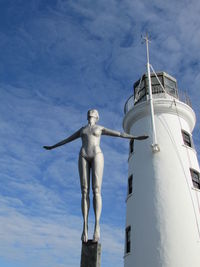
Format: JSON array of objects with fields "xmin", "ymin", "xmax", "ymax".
[
  {"xmin": 102, "ymin": 127, "xmax": 148, "ymax": 140},
  {"xmin": 43, "ymin": 128, "xmax": 82, "ymax": 150}
]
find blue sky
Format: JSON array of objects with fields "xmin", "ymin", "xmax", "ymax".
[{"xmin": 0, "ymin": 0, "xmax": 200, "ymax": 266}]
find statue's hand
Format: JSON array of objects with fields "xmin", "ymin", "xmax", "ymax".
[
  {"xmin": 121, "ymin": 133, "xmax": 148, "ymax": 140},
  {"xmin": 43, "ymin": 146, "xmax": 53, "ymax": 150},
  {"xmin": 134, "ymin": 135, "xmax": 149, "ymax": 140}
]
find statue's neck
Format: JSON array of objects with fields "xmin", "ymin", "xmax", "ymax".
[{"xmin": 88, "ymin": 122, "xmax": 95, "ymax": 127}]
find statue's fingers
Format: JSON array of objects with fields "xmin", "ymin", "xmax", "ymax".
[
  {"xmin": 135, "ymin": 135, "xmax": 149, "ymax": 140},
  {"xmin": 43, "ymin": 146, "xmax": 51, "ymax": 150},
  {"xmin": 141, "ymin": 135, "xmax": 149, "ymax": 139}
]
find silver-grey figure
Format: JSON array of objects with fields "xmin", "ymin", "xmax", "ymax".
[{"xmin": 44, "ymin": 109, "xmax": 148, "ymax": 243}]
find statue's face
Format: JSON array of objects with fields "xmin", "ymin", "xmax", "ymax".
[
  {"xmin": 88, "ymin": 115, "xmax": 97, "ymax": 125},
  {"xmin": 87, "ymin": 109, "xmax": 99, "ymax": 121}
]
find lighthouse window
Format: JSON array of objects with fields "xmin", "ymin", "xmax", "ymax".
[
  {"xmin": 190, "ymin": 169, "xmax": 200, "ymax": 190},
  {"xmin": 126, "ymin": 226, "xmax": 131, "ymax": 253},
  {"xmin": 164, "ymin": 76, "xmax": 178, "ymax": 97},
  {"xmin": 128, "ymin": 175, "xmax": 133, "ymax": 195},
  {"xmin": 129, "ymin": 139, "xmax": 134, "ymax": 154},
  {"xmin": 182, "ymin": 130, "xmax": 193, "ymax": 147},
  {"xmin": 151, "ymin": 76, "xmax": 163, "ymax": 93}
]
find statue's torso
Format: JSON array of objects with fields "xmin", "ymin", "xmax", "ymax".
[{"xmin": 80, "ymin": 125, "xmax": 103, "ymax": 160}]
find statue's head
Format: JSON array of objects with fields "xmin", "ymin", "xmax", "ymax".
[{"xmin": 87, "ymin": 109, "xmax": 99, "ymax": 122}]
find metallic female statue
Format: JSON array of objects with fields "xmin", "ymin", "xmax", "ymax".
[{"xmin": 43, "ymin": 109, "xmax": 148, "ymax": 243}]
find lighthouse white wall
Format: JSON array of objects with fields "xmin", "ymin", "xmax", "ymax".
[{"xmin": 123, "ymin": 98, "xmax": 200, "ymax": 267}]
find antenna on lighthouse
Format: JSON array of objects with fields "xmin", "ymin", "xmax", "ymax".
[{"xmin": 142, "ymin": 33, "xmax": 160, "ymax": 152}]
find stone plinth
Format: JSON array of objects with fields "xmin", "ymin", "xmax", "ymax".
[{"xmin": 80, "ymin": 240, "xmax": 101, "ymax": 267}]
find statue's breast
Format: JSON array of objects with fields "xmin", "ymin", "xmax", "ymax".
[
  {"xmin": 81, "ymin": 126, "xmax": 102, "ymax": 138},
  {"xmin": 92, "ymin": 127, "xmax": 101, "ymax": 137}
]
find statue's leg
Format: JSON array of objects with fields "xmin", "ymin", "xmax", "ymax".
[
  {"xmin": 92, "ymin": 152, "xmax": 104, "ymax": 242},
  {"xmin": 78, "ymin": 155, "xmax": 90, "ymax": 243}
]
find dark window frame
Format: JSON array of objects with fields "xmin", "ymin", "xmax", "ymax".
[
  {"xmin": 190, "ymin": 169, "xmax": 200, "ymax": 190},
  {"xmin": 182, "ymin": 130, "xmax": 193, "ymax": 148},
  {"xmin": 126, "ymin": 226, "xmax": 131, "ymax": 253},
  {"xmin": 128, "ymin": 175, "xmax": 133, "ymax": 195},
  {"xmin": 129, "ymin": 139, "xmax": 134, "ymax": 154}
]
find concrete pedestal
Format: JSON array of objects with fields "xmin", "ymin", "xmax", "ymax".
[{"xmin": 80, "ymin": 240, "xmax": 101, "ymax": 267}]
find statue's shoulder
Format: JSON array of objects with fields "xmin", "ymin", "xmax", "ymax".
[
  {"xmin": 95, "ymin": 124, "xmax": 104, "ymax": 130},
  {"xmin": 79, "ymin": 125, "xmax": 87, "ymax": 134},
  {"xmin": 82, "ymin": 125, "xmax": 88, "ymax": 129}
]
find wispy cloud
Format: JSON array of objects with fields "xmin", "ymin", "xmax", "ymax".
[{"xmin": 0, "ymin": 194, "xmax": 125, "ymax": 267}]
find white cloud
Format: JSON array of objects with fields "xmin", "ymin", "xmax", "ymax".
[{"xmin": 0, "ymin": 195, "xmax": 124, "ymax": 267}]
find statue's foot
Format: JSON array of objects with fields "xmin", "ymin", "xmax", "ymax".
[
  {"xmin": 93, "ymin": 225, "xmax": 100, "ymax": 242},
  {"xmin": 81, "ymin": 230, "xmax": 88, "ymax": 243}
]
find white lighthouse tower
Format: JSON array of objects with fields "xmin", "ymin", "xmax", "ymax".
[{"xmin": 123, "ymin": 37, "xmax": 200, "ymax": 267}]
